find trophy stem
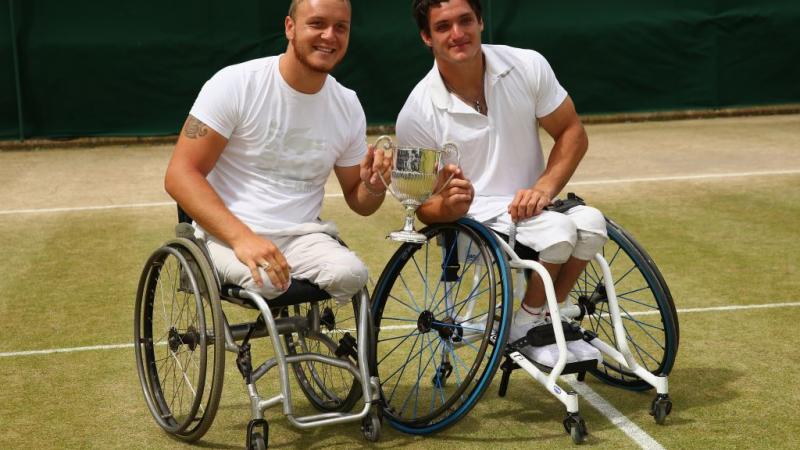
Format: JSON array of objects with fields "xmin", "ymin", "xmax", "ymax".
[
  {"xmin": 387, "ymin": 202, "xmax": 428, "ymax": 244},
  {"xmin": 402, "ymin": 204, "xmax": 417, "ymax": 232}
]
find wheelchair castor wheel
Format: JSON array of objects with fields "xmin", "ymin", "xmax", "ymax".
[
  {"xmin": 246, "ymin": 419, "xmax": 269, "ymax": 450},
  {"xmin": 563, "ymin": 413, "xmax": 588, "ymax": 444},
  {"xmin": 361, "ymin": 409, "xmax": 382, "ymax": 442},
  {"xmin": 650, "ymin": 394, "xmax": 672, "ymax": 425}
]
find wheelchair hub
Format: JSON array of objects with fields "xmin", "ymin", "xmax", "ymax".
[
  {"xmin": 417, "ymin": 311, "xmax": 463, "ymax": 342},
  {"xmin": 168, "ymin": 326, "xmax": 199, "ymax": 352}
]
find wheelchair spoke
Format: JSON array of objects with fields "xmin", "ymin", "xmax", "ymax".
[
  {"xmin": 384, "ymin": 332, "xmax": 423, "ymax": 400},
  {"xmin": 378, "ymin": 330, "xmax": 421, "ymax": 366},
  {"xmin": 388, "ymin": 291, "xmax": 423, "ymax": 315}
]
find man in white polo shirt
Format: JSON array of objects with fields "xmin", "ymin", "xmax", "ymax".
[
  {"xmin": 397, "ymin": 0, "xmax": 606, "ymax": 367},
  {"xmin": 164, "ymin": 0, "xmax": 390, "ymax": 301}
]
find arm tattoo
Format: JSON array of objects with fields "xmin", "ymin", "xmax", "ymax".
[{"xmin": 183, "ymin": 115, "xmax": 209, "ymax": 139}]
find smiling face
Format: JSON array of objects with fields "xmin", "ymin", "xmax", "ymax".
[
  {"xmin": 285, "ymin": 0, "xmax": 351, "ymax": 74},
  {"xmin": 420, "ymin": 0, "xmax": 484, "ymax": 67}
]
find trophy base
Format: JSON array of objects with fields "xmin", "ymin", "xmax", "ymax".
[{"xmin": 387, "ymin": 230, "xmax": 428, "ymax": 244}]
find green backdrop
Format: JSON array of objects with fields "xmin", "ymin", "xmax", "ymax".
[{"xmin": 2, "ymin": 0, "xmax": 799, "ymax": 140}]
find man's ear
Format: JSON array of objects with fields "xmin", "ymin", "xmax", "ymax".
[
  {"xmin": 420, "ymin": 30, "xmax": 432, "ymax": 48},
  {"xmin": 285, "ymin": 16, "xmax": 295, "ymax": 40}
]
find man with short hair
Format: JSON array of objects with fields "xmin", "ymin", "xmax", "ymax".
[
  {"xmin": 165, "ymin": 0, "xmax": 390, "ymax": 301},
  {"xmin": 398, "ymin": 0, "xmax": 606, "ymax": 366}
]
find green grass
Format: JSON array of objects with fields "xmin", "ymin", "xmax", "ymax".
[{"xmin": 1, "ymin": 174, "xmax": 799, "ymax": 449}]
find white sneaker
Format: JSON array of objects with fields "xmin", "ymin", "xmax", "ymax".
[
  {"xmin": 565, "ymin": 339, "xmax": 603, "ymax": 365},
  {"xmin": 509, "ymin": 309, "xmax": 576, "ymax": 367}
]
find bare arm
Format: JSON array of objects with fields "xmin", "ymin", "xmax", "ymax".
[
  {"xmin": 507, "ymin": 96, "xmax": 588, "ymax": 221},
  {"xmin": 164, "ymin": 115, "xmax": 290, "ymax": 290},
  {"xmin": 334, "ymin": 144, "xmax": 391, "ymax": 216}
]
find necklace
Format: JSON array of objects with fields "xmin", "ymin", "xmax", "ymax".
[{"xmin": 441, "ymin": 55, "xmax": 487, "ymax": 114}]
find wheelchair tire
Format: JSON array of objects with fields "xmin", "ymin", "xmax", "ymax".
[
  {"xmin": 572, "ymin": 218, "xmax": 679, "ymax": 391},
  {"xmin": 134, "ymin": 238, "xmax": 226, "ymax": 442},
  {"xmin": 370, "ymin": 219, "xmax": 512, "ymax": 434},
  {"xmin": 283, "ymin": 293, "xmax": 364, "ymax": 412}
]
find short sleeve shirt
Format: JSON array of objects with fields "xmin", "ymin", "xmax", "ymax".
[
  {"xmin": 190, "ymin": 56, "xmax": 366, "ymax": 233},
  {"xmin": 396, "ymin": 45, "xmax": 567, "ymax": 222}
]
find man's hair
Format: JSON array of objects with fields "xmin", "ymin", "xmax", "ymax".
[
  {"xmin": 411, "ymin": 0, "xmax": 483, "ymax": 35},
  {"xmin": 288, "ymin": 0, "xmax": 351, "ymax": 19}
]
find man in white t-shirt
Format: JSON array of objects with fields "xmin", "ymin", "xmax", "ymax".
[
  {"xmin": 165, "ymin": 0, "xmax": 390, "ymax": 301},
  {"xmin": 396, "ymin": 0, "xmax": 606, "ymax": 367}
]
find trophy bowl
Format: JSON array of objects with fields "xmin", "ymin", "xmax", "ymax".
[{"xmin": 375, "ymin": 135, "xmax": 460, "ymax": 243}]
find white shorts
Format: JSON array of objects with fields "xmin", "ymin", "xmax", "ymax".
[
  {"xmin": 201, "ymin": 231, "xmax": 368, "ymax": 301},
  {"xmin": 485, "ymin": 205, "xmax": 608, "ymax": 256}
]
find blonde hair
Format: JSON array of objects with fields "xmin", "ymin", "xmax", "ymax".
[{"xmin": 288, "ymin": 0, "xmax": 351, "ymax": 19}]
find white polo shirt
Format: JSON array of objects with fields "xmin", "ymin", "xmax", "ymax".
[{"xmin": 396, "ymin": 44, "xmax": 567, "ymax": 222}]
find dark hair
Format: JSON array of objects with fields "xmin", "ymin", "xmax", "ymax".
[{"xmin": 412, "ymin": 0, "xmax": 483, "ymax": 35}]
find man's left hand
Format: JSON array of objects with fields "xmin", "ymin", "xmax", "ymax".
[{"xmin": 508, "ymin": 188, "xmax": 552, "ymax": 222}]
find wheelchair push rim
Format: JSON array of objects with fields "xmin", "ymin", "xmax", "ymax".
[
  {"xmin": 573, "ymin": 218, "xmax": 679, "ymax": 391},
  {"xmin": 134, "ymin": 240, "xmax": 225, "ymax": 441},
  {"xmin": 370, "ymin": 220, "xmax": 512, "ymax": 434}
]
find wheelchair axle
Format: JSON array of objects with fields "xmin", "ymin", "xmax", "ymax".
[{"xmin": 417, "ymin": 310, "xmax": 464, "ymax": 342}]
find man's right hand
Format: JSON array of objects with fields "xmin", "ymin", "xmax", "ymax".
[
  {"xmin": 232, "ymin": 233, "xmax": 291, "ymax": 291},
  {"xmin": 436, "ymin": 164, "xmax": 474, "ymax": 213}
]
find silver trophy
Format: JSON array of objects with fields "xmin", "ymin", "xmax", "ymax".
[{"xmin": 375, "ymin": 136, "xmax": 460, "ymax": 243}]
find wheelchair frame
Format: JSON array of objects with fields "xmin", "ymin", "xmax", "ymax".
[
  {"xmin": 369, "ymin": 216, "xmax": 677, "ymax": 443},
  {"xmin": 134, "ymin": 224, "xmax": 382, "ymax": 449}
]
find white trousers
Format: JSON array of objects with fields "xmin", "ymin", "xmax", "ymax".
[
  {"xmin": 485, "ymin": 205, "xmax": 608, "ymax": 263},
  {"xmin": 203, "ymin": 232, "xmax": 368, "ymax": 301}
]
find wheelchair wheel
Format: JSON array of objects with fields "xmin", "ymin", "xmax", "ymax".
[
  {"xmin": 283, "ymin": 294, "xmax": 363, "ymax": 412},
  {"xmin": 134, "ymin": 238, "xmax": 226, "ymax": 441},
  {"xmin": 370, "ymin": 218, "xmax": 512, "ymax": 434},
  {"xmin": 571, "ymin": 218, "xmax": 679, "ymax": 391}
]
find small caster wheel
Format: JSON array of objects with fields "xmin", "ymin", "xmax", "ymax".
[
  {"xmin": 361, "ymin": 410, "xmax": 382, "ymax": 442},
  {"xmin": 563, "ymin": 413, "xmax": 588, "ymax": 444},
  {"xmin": 650, "ymin": 394, "xmax": 672, "ymax": 425},
  {"xmin": 250, "ymin": 432, "xmax": 266, "ymax": 450},
  {"xmin": 246, "ymin": 419, "xmax": 268, "ymax": 450}
]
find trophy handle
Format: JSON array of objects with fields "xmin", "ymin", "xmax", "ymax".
[
  {"xmin": 373, "ymin": 135, "xmax": 397, "ymax": 196},
  {"xmin": 432, "ymin": 142, "xmax": 461, "ymax": 196}
]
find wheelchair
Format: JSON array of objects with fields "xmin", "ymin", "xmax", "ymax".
[
  {"xmin": 369, "ymin": 196, "xmax": 678, "ymax": 443},
  {"xmin": 133, "ymin": 211, "xmax": 382, "ymax": 449}
]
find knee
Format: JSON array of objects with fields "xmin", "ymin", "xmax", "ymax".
[
  {"xmin": 572, "ymin": 230, "xmax": 608, "ymax": 260},
  {"xmin": 539, "ymin": 241, "xmax": 574, "ymax": 264},
  {"xmin": 323, "ymin": 255, "xmax": 369, "ymax": 298}
]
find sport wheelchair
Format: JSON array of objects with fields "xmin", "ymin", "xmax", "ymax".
[
  {"xmin": 134, "ymin": 212, "xmax": 382, "ymax": 449},
  {"xmin": 369, "ymin": 195, "xmax": 678, "ymax": 443}
]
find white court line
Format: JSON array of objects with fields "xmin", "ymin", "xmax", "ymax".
[
  {"xmin": 564, "ymin": 374, "xmax": 666, "ymax": 450},
  {"xmin": 1, "ymin": 169, "xmax": 798, "ymax": 216},
  {"xmin": 3, "ymin": 301, "xmax": 798, "ymax": 357}
]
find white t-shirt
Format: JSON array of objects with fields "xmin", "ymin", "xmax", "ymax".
[
  {"xmin": 190, "ymin": 55, "xmax": 366, "ymax": 234},
  {"xmin": 396, "ymin": 45, "xmax": 567, "ymax": 222}
]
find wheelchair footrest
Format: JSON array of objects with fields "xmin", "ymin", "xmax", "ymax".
[{"xmin": 498, "ymin": 354, "xmax": 593, "ymax": 397}]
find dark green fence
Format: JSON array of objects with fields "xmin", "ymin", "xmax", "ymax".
[{"xmin": 2, "ymin": 0, "xmax": 799, "ymax": 140}]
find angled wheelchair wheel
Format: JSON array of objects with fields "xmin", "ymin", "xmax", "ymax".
[
  {"xmin": 283, "ymin": 294, "xmax": 363, "ymax": 412},
  {"xmin": 134, "ymin": 238, "xmax": 226, "ymax": 442},
  {"xmin": 370, "ymin": 218, "xmax": 512, "ymax": 434},
  {"xmin": 571, "ymin": 218, "xmax": 679, "ymax": 391}
]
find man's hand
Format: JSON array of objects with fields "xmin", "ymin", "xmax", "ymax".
[
  {"xmin": 231, "ymin": 233, "xmax": 291, "ymax": 291},
  {"xmin": 436, "ymin": 164, "xmax": 474, "ymax": 212},
  {"xmin": 360, "ymin": 144, "xmax": 392, "ymax": 195},
  {"xmin": 508, "ymin": 188, "xmax": 552, "ymax": 222}
]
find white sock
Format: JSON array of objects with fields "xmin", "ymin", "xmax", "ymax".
[{"xmin": 514, "ymin": 303, "xmax": 545, "ymax": 327}]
